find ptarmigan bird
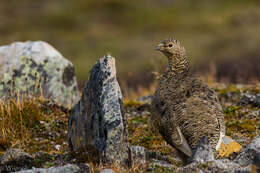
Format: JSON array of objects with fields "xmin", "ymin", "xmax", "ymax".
[{"xmin": 151, "ymin": 37, "xmax": 241, "ymax": 157}]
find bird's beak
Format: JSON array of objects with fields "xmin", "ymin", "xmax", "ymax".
[{"xmin": 155, "ymin": 43, "xmax": 164, "ymax": 51}]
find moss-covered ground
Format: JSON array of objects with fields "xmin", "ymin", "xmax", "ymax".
[{"xmin": 0, "ymin": 83, "xmax": 259, "ymax": 172}]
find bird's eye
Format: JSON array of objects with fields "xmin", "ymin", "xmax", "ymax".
[{"xmin": 168, "ymin": 44, "xmax": 173, "ymax": 47}]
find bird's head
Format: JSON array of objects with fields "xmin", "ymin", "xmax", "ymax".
[{"xmin": 155, "ymin": 37, "xmax": 186, "ymax": 59}]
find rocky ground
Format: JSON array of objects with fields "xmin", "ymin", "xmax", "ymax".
[{"xmin": 0, "ymin": 83, "xmax": 259, "ymax": 173}]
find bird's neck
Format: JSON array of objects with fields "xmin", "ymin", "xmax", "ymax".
[{"xmin": 166, "ymin": 52, "xmax": 190, "ymax": 77}]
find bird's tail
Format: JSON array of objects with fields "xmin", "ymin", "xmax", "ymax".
[{"xmin": 216, "ymin": 135, "xmax": 242, "ymax": 157}]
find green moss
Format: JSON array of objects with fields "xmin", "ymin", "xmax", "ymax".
[
  {"xmin": 124, "ymin": 99, "xmax": 144, "ymax": 108},
  {"xmin": 224, "ymin": 105, "xmax": 240, "ymax": 115},
  {"xmin": 226, "ymin": 120, "xmax": 257, "ymax": 132},
  {"xmin": 217, "ymin": 84, "xmax": 241, "ymax": 95},
  {"xmin": 149, "ymin": 165, "xmax": 175, "ymax": 173}
]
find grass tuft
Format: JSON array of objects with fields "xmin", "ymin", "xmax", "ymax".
[{"xmin": 0, "ymin": 96, "xmax": 69, "ymax": 154}]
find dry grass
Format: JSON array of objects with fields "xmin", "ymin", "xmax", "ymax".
[
  {"xmin": 122, "ymin": 81, "xmax": 157, "ymax": 100},
  {"xmin": 0, "ymin": 97, "xmax": 42, "ymax": 149},
  {"xmin": 0, "ymin": 95, "xmax": 69, "ymax": 154}
]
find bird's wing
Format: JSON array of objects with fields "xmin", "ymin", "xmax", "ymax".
[
  {"xmin": 175, "ymin": 125, "xmax": 193, "ymax": 156},
  {"xmin": 159, "ymin": 119, "xmax": 192, "ymax": 157},
  {"xmin": 151, "ymin": 84, "xmax": 192, "ymax": 157},
  {"xmin": 183, "ymin": 79, "xmax": 225, "ymax": 149}
]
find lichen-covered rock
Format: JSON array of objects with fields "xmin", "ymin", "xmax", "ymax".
[
  {"xmin": 0, "ymin": 41, "xmax": 80, "ymax": 108},
  {"xmin": 0, "ymin": 149, "xmax": 32, "ymax": 165},
  {"xmin": 14, "ymin": 164, "xmax": 81, "ymax": 173},
  {"xmin": 68, "ymin": 55, "xmax": 129, "ymax": 165},
  {"xmin": 239, "ymin": 93, "xmax": 260, "ymax": 108},
  {"xmin": 176, "ymin": 159, "xmax": 250, "ymax": 173},
  {"xmin": 148, "ymin": 159, "xmax": 176, "ymax": 171},
  {"xmin": 234, "ymin": 136, "xmax": 260, "ymax": 167},
  {"xmin": 0, "ymin": 149, "xmax": 33, "ymax": 172},
  {"xmin": 190, "ymin": 137, "xmax": 215, "ymax": 163},
  {"xmin": 218, "ymin": 136, "xmax": 242, "ymax": 158}
]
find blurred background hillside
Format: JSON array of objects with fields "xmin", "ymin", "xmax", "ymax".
[{"xmin": 0, "ymin": 0, "xmax": 260, "ymax": 90}]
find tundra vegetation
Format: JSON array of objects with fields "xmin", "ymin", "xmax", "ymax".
[
  {"xmin": 0, "ymin": 0, "xmax": 259, "ymax": 172},
  {"xmin": 0, "ymin": 83, "xmax": 259, "ymax": 172}
]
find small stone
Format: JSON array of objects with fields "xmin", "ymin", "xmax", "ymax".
[
  {"xmin": 78, "ymin": 163, "xmax": 91, "ymax": 173},
  {"xmin": 148, "ymin": 159, "xmax": 176, "ymax": 170},
  {"xmin": 239, "ymin": 93, "xmax": 260, "ymax": 108},
  {"xmin": 100, "ymin": 169, "xmax": 115, "ymax": 173},
  {"xmin": 137, "ymin": 95, "xmax": 153, "ymax": 104},
  {"xmin": 0, "ymin": 149, "xmax": 33, "ymax": 172},
  {"xmin": 0, "ymin": 149, "xmax": 32, "ymax": 165},
  {"xmin": 251, "ymin": 110, "xmax": 260, "ymax": 118},
  {"xmin": 55, "ymin": 145, "xmax": 61, "ymax": 150},
  {"xmin": 14, "ymin": 164, "xmax": 81, "ymax": 173},
  {"xmin": 68, "ymin": 55, "xmax": 130, "ymax": 165},
  {"xmin": 234, "ymin": 136, "xmax": 260, "ymax": 167},
  {"xmin": 190, "ymin": 136, "xmax": 215, "ymax": 163},
  {"xmin": 130, "ymin": 146, "xmax": 147, "ymax": 164},
  {"xmin": 146, "ymin": 149, "xmax": 181, "ymax": 166}
]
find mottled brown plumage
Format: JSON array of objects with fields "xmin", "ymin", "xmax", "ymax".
[{"xmin": 151, "ymin": 38, "xmax": 225, "ymax": 156}]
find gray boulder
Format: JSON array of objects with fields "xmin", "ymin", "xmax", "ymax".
[
  {"xmin": 234, "ymin": 136, "xmax": 260, "ymax": 167},
  {"xmin": 0, "ymin": 41, "xmax": 80, "ymax": 108},
  {"xmin": 68, "ymin": 55, "xmax": 129, "ymax": 165},
  {"xmin": 14, "ymin": 164, "xmax": 81, "ymax": 173}
]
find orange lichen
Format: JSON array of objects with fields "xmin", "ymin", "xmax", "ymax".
[{"xmin": 218, "ymin": 136, "xmax": 242, "ymax": 157}]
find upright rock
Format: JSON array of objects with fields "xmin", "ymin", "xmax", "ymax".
[
  {"xmin": 0, "ymin": 41, "xmax": 80, "ymax": 108},
  {"xmin": 68, "ymin": 55, "xmax": 129, "ymax": 165}
]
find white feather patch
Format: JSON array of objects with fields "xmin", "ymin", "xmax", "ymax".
[{"xmin": 216, "ymin": 132, "xmax": 225, "ymax": 150}]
